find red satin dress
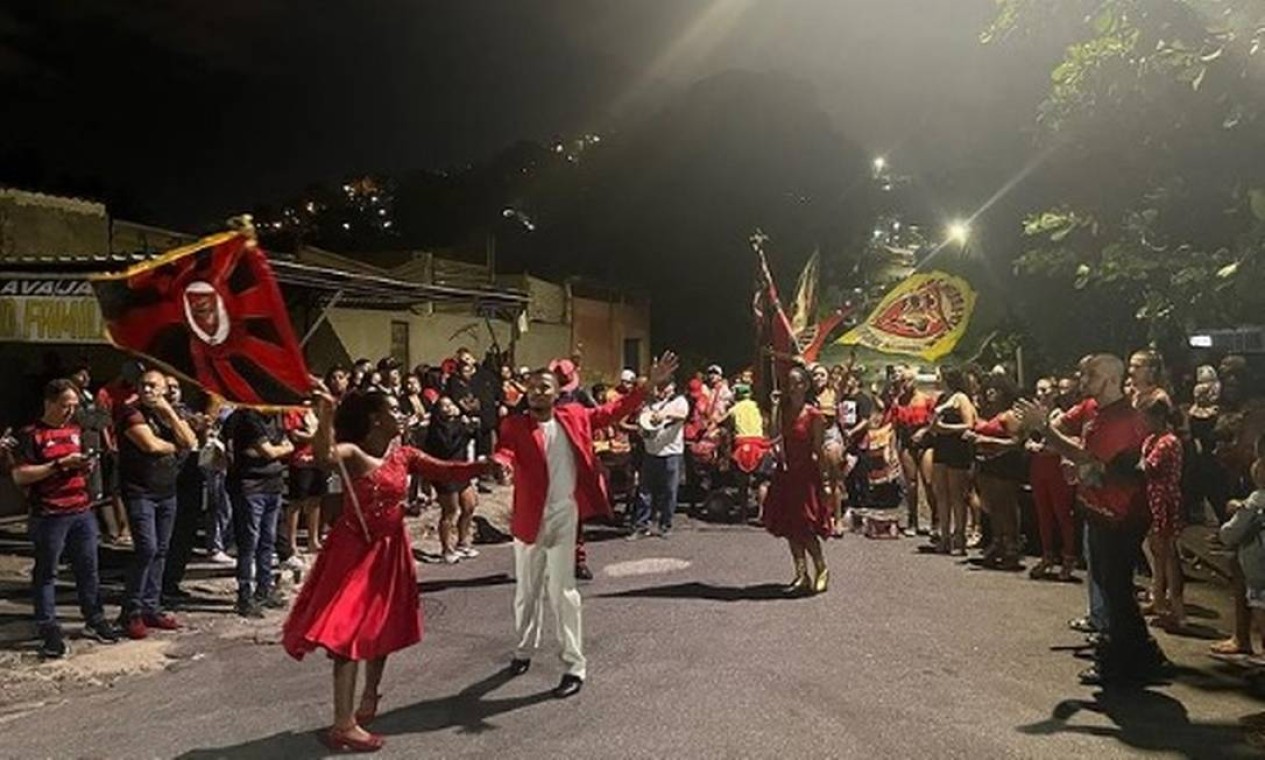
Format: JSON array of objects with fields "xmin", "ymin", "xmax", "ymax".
[
  {"xmin": 283, "ymin": 445, "xmax": 483, "ymax": 661},
  {"xmin": 764, "ymin": 406, "xmax": 832, "ymax": 541}
]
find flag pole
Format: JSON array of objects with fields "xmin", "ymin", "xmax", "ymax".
[
  {"xmin": 300, "ymin": 289, "xmax": 344, "ymax": 348},
  {"xmin": 334, "ymin": 454, "xmax": 373, "ymax": 544}
]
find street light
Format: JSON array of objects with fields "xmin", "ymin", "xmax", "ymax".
[
  {"xmin": 873, "ymin": 156, "xmax": 886, "ymax": 172},
  {"xmin": 947, "ymin": 221, "xmax": 970, "ymax": 245}
]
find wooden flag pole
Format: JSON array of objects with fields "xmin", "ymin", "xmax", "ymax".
[{"xmin": 334, "ymin": 454, "xmax": 373, "ymax": 544}]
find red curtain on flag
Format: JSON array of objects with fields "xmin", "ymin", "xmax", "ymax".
[{"xmin": 92, "ymin": 232, "xmax": 311, "ymax": 407}]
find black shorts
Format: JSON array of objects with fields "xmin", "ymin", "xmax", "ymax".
[{"xmin": 288, "ymin": 466, "xmax": 328, "ymax": 500}]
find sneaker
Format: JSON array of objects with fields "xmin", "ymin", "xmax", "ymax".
[
  {"xmin": 208, "ymin": 551, "xmax": 235, "ymax": 565},
  {"xmin": 658, "ymin": 526, "xmax": 672, "ymax": 539},
  {"xmin": 235, "ymin": 599, "xmax": 265, "ymax": 619},
  {"xmin": 1068, "ymin": 616, "xmax": 1098, "ymax": 635},
  {"xmin": 142, "ymin": 612, "xmax": 181, "ymax": 631},
  {"xmin": 442, "ymin": 551, "xmax": 461, "ymax": 565},
  {"xmin": 902, "ymin": 527, "xmax": 919, "ymax": 538},
  {"xmin": 455, "ymin": 545, "xmax": 480, "ymax": 559},
  {"xmin": 282, "ymin": 555, "xmax": 306, "ymax": 573},
  {"xmin": 255, "ymin": 589, "xmax": 288, "ymax": 610},
  {"xmin": 38, "ymin": 627, "xmax": 68, "ymax": 659},
  {"xmin": 625, "ymin": 528, "xmax": 652, "ymax": 541},
  {"xmin": 575, "ymin": 563, "xmax": 593, "ymax": 581},
  {"xmin": 83, "ymin": 618, "xmax": 121, "ymax": 644},
  {"xmin": 120, "ymin": 614, "xmax": 149, "ymax": 640}
]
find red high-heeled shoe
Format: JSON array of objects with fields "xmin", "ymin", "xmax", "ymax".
[
  {"xmin": 355, "ymin": 693, "xmax": 381, "ymax": 726},
  {"xmin": 321, "ymin": 726, "xmax": 384, "ymax": 753}
]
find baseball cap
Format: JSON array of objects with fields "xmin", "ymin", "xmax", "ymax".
[{"xmin": 619, "ymin": 369, "xmax": 636, "ymax": 383}]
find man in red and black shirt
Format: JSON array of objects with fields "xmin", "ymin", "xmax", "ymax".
[
  {"xmin": 12, "ymin": 379, "xmax": 121, "ymax": 658},
  {"xmin": 1019, "ymin": 354, "xmax": 1169, "ymax": 685}
]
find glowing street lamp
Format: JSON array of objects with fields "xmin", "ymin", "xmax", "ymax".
[
  {"xmin": 873, "ymin": 156, "xmax": 887, "ymax": 172},
  {"xmin": 947, "ymin": 221, "xmax": 970, "ymax": 245}
]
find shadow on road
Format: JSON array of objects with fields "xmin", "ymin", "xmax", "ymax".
[
  {"xmin": 175, "ymin": 669, "xmax": 555, "ymax": 759},
  {"xmin": 1018, "ymin": 686, "xmax": 1260, "ymax": 758},
  {"xmin": 596, "ymin": 581, "xmax": 792, "ymax": 602},
  {"xmin": 420, "ymin": 573, "xmax": 514, "ymax": 594}
]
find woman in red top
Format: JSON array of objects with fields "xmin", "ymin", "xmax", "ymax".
[
  {"xmin": 283, "ymin": 387, "xmax": 490, "ymax": 753},
  {"xmin": 965, "ymin": 375, "xmax": 1024, "ymax": 570},
  {"xmin": 888, "ymin": 366, "xmax": 937, "ymax": 537},
  {"xmin": 1140, "ymin": 396, "xmax": 1185, "ymax": 629},
  {"xmin": 765, "ymin": 366, "xmax": 833, "ymax": 594},
  {"xmin": 1025, "ymin": 377, "xmax": 1077, "ymax": 581}
]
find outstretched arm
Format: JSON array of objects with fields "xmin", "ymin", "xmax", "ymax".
[{"xmin": 404, "ymin": 447, "xmax": 489, "ymax": 484}]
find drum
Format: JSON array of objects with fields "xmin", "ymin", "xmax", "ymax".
[{"xmin": 861, "ymin": 511, "xmax": 901, "ymax": 540}]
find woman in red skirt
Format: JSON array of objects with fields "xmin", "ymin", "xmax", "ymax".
[
  {"xmin": 1140, "ymin": 396, "xmax": 1185, "ymax": 629},
  {"xmin": 765, "ymin": 366, "xmax": 833, "ymax": 594},
  {"xmin": 283, "ymin": 387, "xmax": 490, "ymax": 752}
]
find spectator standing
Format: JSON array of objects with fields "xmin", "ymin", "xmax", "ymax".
[
  {"xmin": 115, "ymin": 370, "xmax": 197, "ymax": 639},
  {"xmin": 628, "ymin": 380, "xmax": 689, "ymax": 538},
  {"xmin": 226, "ymin": 407, "xmax": 293, "ymax": 617},
  {"xmin": 161, "ymin": 375, "xmax": 209, "ymax": 605},
  {"xmin": 12, "ymin": 379, "xmax": 121, "ymax": 657}
]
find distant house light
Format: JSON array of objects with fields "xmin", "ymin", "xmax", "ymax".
[{"xmin": 1189, "ymin": 334, "xmax": 1213, "ymax": 348}]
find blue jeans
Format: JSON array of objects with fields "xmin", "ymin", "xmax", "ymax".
[
  {"xmin": 636, "ymin": 454, "xmax": 682, "ymax": 531},
  {"xmin": 204, "ymin": 470, "xmax": 232, "ymax": 553},
  {"xmin": 231, "ymin": 490, "xmax": 281, "ymax": 601},
  {"xmin": 124, "ymin": 493, "xmax": 177, "ymax": 617},
  {"xmin": 1085, "ymin": 521, "xmax": 1110, "ymax": 631},
  {"xmin": 30, "ymin": 511, "xmax": 104, "ymax": 631}
]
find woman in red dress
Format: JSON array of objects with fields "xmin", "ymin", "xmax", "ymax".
[
  {"xmin": 283, "ymin": 387, "xmax": 489, "ymax": 752},
  {"xmin": 765, "ymin": 366, "xmax": 833, "ymax": 594}
]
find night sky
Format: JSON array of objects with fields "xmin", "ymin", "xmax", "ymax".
[
  {"xmin": 1, "ymin": 1, "xmax": 1059, "ymax": 224},
  {"xmin": 2, "ymin": 1, "xmax": 1071, "ymax": 364}
]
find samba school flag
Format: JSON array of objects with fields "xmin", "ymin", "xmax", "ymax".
[
  {"xmin": 836, "ymin": 271, "xmax": 977, "ymax": 362},
  {"xmin": 91, "ymin": 231, "xmax": 311, "ymax": 406}
]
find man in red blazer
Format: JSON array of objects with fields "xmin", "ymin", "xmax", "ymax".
[{"xmin": 492, "ymin": 352, "xmax": 677, "ymax": 698}]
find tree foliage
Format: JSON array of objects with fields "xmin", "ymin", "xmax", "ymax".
[{"xmin": 986, "ymin": 0, "xmax": 1265, "ymax": 347}]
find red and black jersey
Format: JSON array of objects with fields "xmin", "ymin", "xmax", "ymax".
[{"xmin": 14, "ymin": 421, "xmax": 91, "ymax": 515}]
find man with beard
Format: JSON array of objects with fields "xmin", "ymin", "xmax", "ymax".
[
  {"xmin": 1018, "ymin": 354, "xmax": 1170, "ymax": 685},
  {"xmin": 494, "ymin": 352, "xmax": 677, "ymax": 698}
]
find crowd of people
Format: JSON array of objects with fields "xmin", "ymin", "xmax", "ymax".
[{"xmin": 5, "ymin": 339, "xmax": 1265, "ymax": 748}]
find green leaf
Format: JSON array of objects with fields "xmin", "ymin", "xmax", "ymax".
[
  {"xmin": 1192, "ymin": 66, "xmax": 1207, "ymax": 91},
  {"xmin": 1217, "ymin": 262, "xmax": 1240, "ymax": 278}
]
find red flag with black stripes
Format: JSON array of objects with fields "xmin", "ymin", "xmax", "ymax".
[{"xmin": 91, "ymin": 232, "xmax": 310, "ymax": 407}]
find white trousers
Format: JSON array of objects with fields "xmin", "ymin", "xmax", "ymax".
[{"xmin": 513, "ymin": 498, "xmax": 585, "ymax": 679}]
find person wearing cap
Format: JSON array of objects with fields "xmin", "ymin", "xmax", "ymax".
[
  {"xmin": 628, "ymin": 376, "xmax": 690, "ymax": 539},
  {"xmin": 705, "ymin": 365, "xmax": 734, "ymax": 425},
  {"xmin": 494, "ymin": 352, "xmax": 678, "ymax": 698}
]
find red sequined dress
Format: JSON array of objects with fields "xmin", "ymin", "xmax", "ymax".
[
  {"xmin": 283, "ymin": 445, "xmax": 483, "ymax": 661},
  {"xmin": 763, "ymin": 406, "xmax": 832, "ymax": 540}
]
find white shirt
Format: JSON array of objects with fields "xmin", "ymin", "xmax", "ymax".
[
  {"xmin": 540, "ymin": 417, "xmax": 577, "ymax": 509},
  {"xmin": 643, "ymin": 395, "xmax": 689, "ymax": 457}
]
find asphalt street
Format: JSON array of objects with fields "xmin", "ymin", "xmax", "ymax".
[{"xmin": 6, "ymin": 520, "xmax": 1265, "ymax": 759}]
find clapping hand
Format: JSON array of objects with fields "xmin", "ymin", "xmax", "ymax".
[{"xmin": 1013, "ymin": 398, "xmax": 1050, "ymax": 433}]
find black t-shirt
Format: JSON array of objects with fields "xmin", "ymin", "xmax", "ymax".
[
  {"xmin": 117, "ymin": 403, "xmax": 180, "ymax": 498},
  {"xmin": 226, "ymin": 409, "xmax": 285, "ymax": 494},
  {"xmin": 838, "ymin": 393, "xmax": 875, "ymax": 436}
]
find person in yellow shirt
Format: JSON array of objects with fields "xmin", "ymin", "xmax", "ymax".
[
  {"xmin": 724, "ymin": 384, "xmax": 771, "ymax": 523},
  {"xmin": 729, "ymin": 385, "xmax": 765, "ymax": 438}
]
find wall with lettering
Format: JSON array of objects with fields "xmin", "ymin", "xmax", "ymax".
[{"xmin": 0, "ymin": 278, "xmax": 106, "ymax": 343}]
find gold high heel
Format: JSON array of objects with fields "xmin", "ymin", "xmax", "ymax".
[
  {"xmin": 785, "ymin": 557, "xmax": 810, "ymax": 594},
  {"xmin": 813, "ymin": 567, "xmax": 830, "ymax": 593}
]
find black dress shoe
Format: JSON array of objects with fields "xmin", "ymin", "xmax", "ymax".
[
  {"xmin": 507, "ymin": 658, "xmax": 531, "ymax": 676},
  {"xmin": 553, "ymin": 674, "xmax": 583, "ymax": 699}
]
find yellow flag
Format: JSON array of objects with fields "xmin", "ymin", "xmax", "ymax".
[
  {"xmin": 788, "ymin": 249, "xmax": 819, "ymax": 337},
  {"xmin": 836, "ymin": 271, "xmax": 976, "ymax": 362}
]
